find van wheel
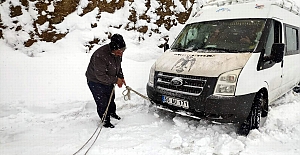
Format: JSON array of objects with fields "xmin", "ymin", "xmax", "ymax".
[{"xmin": 237, "ymin": 92, "xmax": 268, "ymax": 136}]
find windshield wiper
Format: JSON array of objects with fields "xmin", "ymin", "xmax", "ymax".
[
  {"xmin": 171, "ymin": 47, "xmax": 193, "ymax": 52},
  {"xmin": 203, "ymin": 47, "xmax": 234, "ymax": 53}
]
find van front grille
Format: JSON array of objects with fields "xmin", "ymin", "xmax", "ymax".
[{"xmin": 156, "ymin": 72, "xmax": 207, "ymax": 96}]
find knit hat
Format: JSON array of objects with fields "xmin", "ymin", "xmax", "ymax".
[{"xmin": 110, "ymin": 34, "xmax": 126, "ymax": 51}]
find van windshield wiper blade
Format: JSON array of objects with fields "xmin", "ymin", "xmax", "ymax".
[
  {"xmin": 171, "ymin": 47, "xmax": 193, "ymax": 52},
  {"xmin": 203, "ymin": 47, "xmax": 234, "ymax": 53}
]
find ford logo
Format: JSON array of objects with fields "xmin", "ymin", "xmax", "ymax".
[{"xmin": 170, "ymin": 77, "xmax": 183, "ymax": 87}]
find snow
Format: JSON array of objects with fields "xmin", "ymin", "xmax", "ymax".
[{"xmin": 1, "ymin": 0, "xmax": 300, "ymax": 155}]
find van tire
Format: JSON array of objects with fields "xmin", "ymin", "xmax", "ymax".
[{"xmin": 237, "ymin": 92, "xmax": 267, "ymax": 136}]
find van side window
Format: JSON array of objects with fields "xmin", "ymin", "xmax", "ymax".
[
  {"xmin": 262, "ymin": 20, "xmax": 282, "ymax": 64},
  {"xmin": 264, "ymin": 21, "xmax": 282, "ymax": 59},
  {"xmin": 257, "ymin": 20, "xmax": 282, "ymax": 70},
  {"xmin": 264, "ymin": 23, "xmax": 275, "ymax": 57},
  {"xmin": 285, "ymin": 26, "xmax": 299, "ymax": 54}
]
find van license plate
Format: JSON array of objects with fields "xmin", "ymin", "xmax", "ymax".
[{"xmin": 162, "ymin": 96, "xmax": 189, "ymax": 109}]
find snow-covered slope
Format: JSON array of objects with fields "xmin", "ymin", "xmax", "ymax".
[{"xmin": 1, "ymin": 0, "xmax": 300, "ymax": 155}]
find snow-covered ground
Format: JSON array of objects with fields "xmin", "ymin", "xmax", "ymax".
[{"xmin": 1, "ymin": 0, "xmax": 300, "ymax": 155}]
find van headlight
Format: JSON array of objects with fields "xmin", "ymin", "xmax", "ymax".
[
  {"xmin": 148, "ymin": 63, "xmax": 156, "ymax": 87},
  {"xmin": 214, "ymin": 69, "xmax": 242, "ymax": 96}
]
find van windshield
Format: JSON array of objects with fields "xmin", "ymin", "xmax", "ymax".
[{"xmin": 171, "ymin": 19, "xmax": 266, "ymax": 53}]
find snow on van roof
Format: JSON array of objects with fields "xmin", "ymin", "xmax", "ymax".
[
  {"xmin": 203, "ymin": 0, "xmax": 299, "ymax": 15},
  {"xmin": 187, "ymin": 0, "xmax": 300, "ymax": 24}
]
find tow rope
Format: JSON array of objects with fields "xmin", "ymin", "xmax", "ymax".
[
  {"xmin": 73, "ymin": 85, "xmax": 149, "ymax": 155},
  {"xmin": 122, "ymin": 86, "xmax": 149, "ymax": 101},
  {"xmin": 73, "ymin": 85, "xmax": 115, "ymax": 155}
]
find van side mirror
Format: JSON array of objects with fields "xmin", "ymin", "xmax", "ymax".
[
  {"xmin": 271, "ymin": 43, "xmax": 285, "ymax": 63},
  {"xmin": 164, "ymin": 44, "xmax": 169, "ymax": 52}
]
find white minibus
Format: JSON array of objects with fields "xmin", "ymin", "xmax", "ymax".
[{"xmin": 147, "ymin": 1, "xmax": 300, "ymax": 135}]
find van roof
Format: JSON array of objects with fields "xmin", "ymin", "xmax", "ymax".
[{"xmin": 189, "ymin": 1, "xmax": 300, "ymax": 24}]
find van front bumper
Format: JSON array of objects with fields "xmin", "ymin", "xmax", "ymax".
[{"xmin": 147, "ymin": 84, "xmax": 255, "ymax": 124}]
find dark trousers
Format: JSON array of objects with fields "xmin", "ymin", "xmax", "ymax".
[{"xmin": 87, "ymin": 81, "xmax": 116, "ymax": 122}]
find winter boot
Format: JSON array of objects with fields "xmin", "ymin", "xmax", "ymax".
[
  {"xmin": 111, "ymin": 113, "xmax": 121, "ymax": 120},
  {"xmin": 103, "ymin": 117, "xmax": 115, "ymax": 128},
  {"xmin": 103, "ymin": 121, "xmax": 115, "ymax": 128}
]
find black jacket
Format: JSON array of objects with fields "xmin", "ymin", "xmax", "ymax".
[{"xmin": 86, "ymin": 44, "xmax": 124, "ymax": 85}]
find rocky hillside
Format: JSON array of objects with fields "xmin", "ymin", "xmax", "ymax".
[{"xmin": 0, "ymin": 0, "xmax": 203, "ymax": 50}]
